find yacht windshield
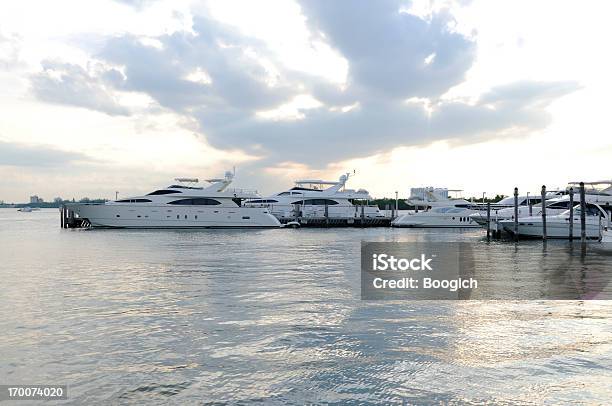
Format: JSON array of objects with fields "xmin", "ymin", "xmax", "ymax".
[{"xmin": 562, "ymin": 204, "xmax": 603, "ymax": 217}]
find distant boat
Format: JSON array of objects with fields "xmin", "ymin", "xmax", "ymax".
[{"xmin": 17, "ymin": 207, "xmax": 40, "ymax": 212}]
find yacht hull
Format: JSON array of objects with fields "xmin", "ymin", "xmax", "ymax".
[
  {"xmin": 499, "ymin": 219, "xmax": 602, "ymax": 239},
  {"xmin": 69, "ymin": 204, "xmax": 281, "ymax": 228},
  {"xmin": 392, "ymin": 214, "xmax": 480, "ymax": 228}
]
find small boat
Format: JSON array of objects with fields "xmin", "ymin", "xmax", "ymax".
[
  {"xmin": 17, "ymin": 207, "xmax": 39, "ymax": 212},
  {"xmin": 602, "ymin": 228, "xmax": 612, "ymax": 243}
]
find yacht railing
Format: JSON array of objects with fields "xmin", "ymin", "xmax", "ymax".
[{"xmin": 227, "ymin": 188, "xmax": 258, "ymax": 195}]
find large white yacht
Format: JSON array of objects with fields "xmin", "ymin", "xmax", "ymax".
[
  {"xmin": 499, "ymin": 202, "xmax": 612, "ymax": 239},
  {"xmin": 245, "ymin": 173, "xmax": 383, "ymax": 221},
  {"xmin": 68, "ymin": 172, "xmax": 281, "ymax": 229},
  {"xmin": 392, "ymin": 187, "xmax": 481, "ymax": 228}
]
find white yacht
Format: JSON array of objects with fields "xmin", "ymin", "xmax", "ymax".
[
  {"xmin": 18, "ymin": 207, "xmax": 40, "ymax": 212},
  {"xmin": 392, "ymin": 187, "xmax": 481, "ymax": 228},
  {"xmin": 471, "ymin": 181, "xmax": 612, "ymax": 231},
  {"xmin": 499, "ymin": 202, "xmax": 612, "ymax": 239},
  {"xmin": 68, "ymin": 172, "xmax": 281, "ymax": 229},
  {"xmin": 245, "ymin": 173, "xmax": 383, "ymax": 221}
]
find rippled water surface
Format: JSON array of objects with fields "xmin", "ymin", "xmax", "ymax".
[{"xmin": 1, "ymin": 209, "xmax": 612, "ymax": 404}]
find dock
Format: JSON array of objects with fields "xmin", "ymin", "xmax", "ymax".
[{"xmin": 60, "ymin": 205, "xmax": 90, "ymax": 228}]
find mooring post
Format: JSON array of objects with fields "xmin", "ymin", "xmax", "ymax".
[
  {"xmin": 528, "ymin": 195, "xmax": 533, "ymax": 216},
  {"xmin": 486, "ymin": 202, "xmax": 491, "ymax": 241},
  {"xmin": 324, "ymin": 202, "xmax": 329, "ymax": 226},
  {"xmin": 569, "ymin": 187, "xmax": 574, "ymax": 241},
  {"xmin": 513, "ymin": 187, "xmax": 519, "ymax": 241},
  {"xmin": 541, "ymin": 185, "xmax": 547, "ymax": 241},
  {"xmin": 599, "ymin": 212, "xmax": 603, "ymax": 241},
  {"xmin": 294, "ymin": 203, "xmax": 301, "ymax": 222},
  {"xmin": 60, "ymin": 206, "xmax": 64, "ymax": 228},
  {"xmin": 361, "ymin": 203, "xmax": 365, "ymax": 227},
  {"xmin": 394, "ymin": 191, "xmax": 398, "ymax": 218},
  {"xmin": 580, "ymin": 182, "xmax": 587, "ymax": 242}
]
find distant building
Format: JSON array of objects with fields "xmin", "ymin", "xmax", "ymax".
[{"xmin": 30, "ymin": 195, "xmax": 43, "ymax": 203}]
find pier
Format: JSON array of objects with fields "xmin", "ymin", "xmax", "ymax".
[{"xmin": 60, "ymin": 205, "xmax": 89, "ymax": 228}]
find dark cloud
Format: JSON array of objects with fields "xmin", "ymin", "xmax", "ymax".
[
  {"xmin": 30, "ymin": 60, "xmax": 130, "ymax": 116},
  {"xmin": 197, "ymin": 80, "xmax": 579, "ymax": 165},
  {"xmin": 100, "ymin": 18, "xmax": 294, "ymax": 113},
  {"xmin": 298, "ymin": 0, "xmax": 476, "ymax": 99},
  {"xmin": 0, "ymin": 140, "xmax": 91, "ymax": 167}
]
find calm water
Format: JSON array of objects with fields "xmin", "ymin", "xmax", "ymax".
[{"xmin": 1, "ymin": 209, "xmax": 612, "ymax": 405}]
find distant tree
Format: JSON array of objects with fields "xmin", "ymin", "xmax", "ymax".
[{"xmin": 53, "ymin": 197, "xmax": 63, "ymax": 203}]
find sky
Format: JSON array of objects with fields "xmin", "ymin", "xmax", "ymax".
[{"xmin": 0, "ymin": 0, "xmax": 611, "ymax": 202}]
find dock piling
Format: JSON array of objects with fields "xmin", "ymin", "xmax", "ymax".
[
  {"xmin": 580, "ymin": 182, "xmax": 586, "ymax": 242},
  {"xmin": 360, "ymin": 204, "xmax": 365, "ymax": 227},
  {"xmin": 513, "ymin": 187, "xmax": 519, "ymax": 241},
  {"xmin": 569, "ymin": 188, "xmax": 574, "ymax": 240},
  {"xmin": 541, "ymin": 185, "xmax": 547, "ymax": 241},
  {"xmin": 324, "ymin": 202, "xmax": 329, "ymax": 226},
  {"xmin": 486, "ymin": 202, "xmax": 491, "ymax": 241}
]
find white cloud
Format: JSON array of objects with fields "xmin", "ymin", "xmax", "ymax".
[{"xmin": 0, "ymin": 0, "xmax": 610, "ymax": 202}]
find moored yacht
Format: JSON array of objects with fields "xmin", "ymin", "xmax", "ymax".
[
  {"xmin": 245, "ymin": 173, "xmax": 383, "ymax": 222},
  {"xmin": 68, "ymin": 172, "xmax": 281, "ymax": 228},
  {"xmin": 392, "ymin": 187, "xmax": 481, "ymax": 228},
  {"xmin": 499, "ymin": 202, "xmax": 612, "ymax": 239},
  {"xmin": 471, "ymin": 181, "xmax": 612, "ymax": 232}
]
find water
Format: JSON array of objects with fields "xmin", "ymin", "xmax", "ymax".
[{"xmin": 1, "ymin": 209, "xmax": 612, "ymax": 404}]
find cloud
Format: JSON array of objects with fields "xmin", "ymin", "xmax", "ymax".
[
  {"xmin": 297, "ymin": 0, "xmax": 476, "ymax": 99},
  {"xmin": 26, "ymin": 1, "xmax": 580, "ymax": 169},
  {"xmin": 30, "ymin": 60, "xmax": 130, "ymax": 116},
  {"xmin": 0, "ymin": 140, "xmax": 91, "ymax": 167},
  {"xmin": 0, "ymin": 32, "xmax": 24, "ymax": 70}
]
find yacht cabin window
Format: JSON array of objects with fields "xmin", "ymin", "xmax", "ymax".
[{"xmin": 168, "ymin": 198, "xmax": 222, "ymax": 205}]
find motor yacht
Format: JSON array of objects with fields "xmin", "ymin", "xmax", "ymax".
[
  {"xmin": 499, "ymin": 202, "xmax": 612, "ymax": 239},
  {"xmin": 68, "ymin": 172, "xmax": 281, "ymax": 229},
  {"xmin": 392, "ymin": 187, "xmax": 481, "ymax": 228},
  {"xmin": 245, "ymin": 173, "xmax": 383, "ymax": 221},
  {"xmin": 471, "ymin": 181, "xmax": 612, "ymax": 232}
]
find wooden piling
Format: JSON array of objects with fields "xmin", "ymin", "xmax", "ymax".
[
  {"xmin": 541, "ymin": 185, "xmax": 547, "ymax": 241},
  {"xmin": 486, "ymin": 202, "xmax": 491, "ymax": 241},
  {"xmin": 294, "ymin": 203, "xmax": 301, "ymax": 222},
  {"xmin": 580, "ymin": 182, "xmax": 586, "ymax": 242},
  {"xmin": 513, "ymin": 187, "xmax": 519, "ymax": 241},
  {"xmin": 528, "ymin": 198, "xmax": 533, "ymax": 216},
  {"xmin": 568, "ymin": 187, "xmax": 574, "ymax": 241},
  {"xmin": 360, "ymin": 203, "xmax": 365, "ymax": 227},
  {"xmin": 324, "ymin": 202, "xmax": 329, "ymax": 226}
]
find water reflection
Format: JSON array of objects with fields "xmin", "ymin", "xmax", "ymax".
[{"xmin": 0, "ymin": 210, "xmax": 611, "ymax": 404}]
